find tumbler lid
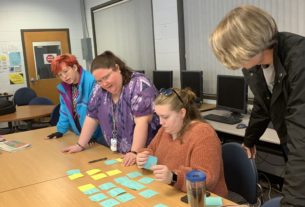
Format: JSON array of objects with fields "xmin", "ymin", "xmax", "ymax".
[{"xmin": 186, "ymin": 170, "xmax": 206, "ymax": 182}]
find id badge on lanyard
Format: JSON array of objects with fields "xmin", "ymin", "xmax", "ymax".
[{"xmin": 110, "ymin": 130, "xmax": 117, "ymax": 152}]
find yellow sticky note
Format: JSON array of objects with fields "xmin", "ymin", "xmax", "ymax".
[
  {"xmin": 116, "ymin": 158, "xmax": 123, "ymax": 162},
  {"xmin": 78, "ymin": 184, "xmax": 95, "ymax": 192},
  {"xmin": 106, "ymin": 169, "xmax": 122, "ymax": 176},
  {"xmin": 86, "ymin": 168, "xmax": 102, "ymax": 175},
  {"xmin": 68, "ymin": 173, "xmax": 84, "ymax": 180},
  {"xmin": 91, "ymin": 173, "xmax": 107, "ymax": 180}
]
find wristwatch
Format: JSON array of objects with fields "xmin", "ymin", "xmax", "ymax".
[{"xmin": 170, "ymin": 171, "xmax": 177, "ymax": 186}]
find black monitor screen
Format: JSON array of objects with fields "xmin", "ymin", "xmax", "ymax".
[
  {"xmin": 216, "ymin": 75, "xmax": 248, "ymax": 115},
  {"xmin": 153, "ymin": 70, "xmax": 173, "ymax": 90},
  {"xmin": 180, "ymin": 70, "xmax": 203, "ymax": 102}
]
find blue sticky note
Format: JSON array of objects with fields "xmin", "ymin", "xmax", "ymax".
[
  {"xmin": 154, "ymin": 204, "xmax": 168, "ymax": 207},
  {"xmin": 83, "ymin": 187, "xmax": 100, "ymax": 195},
  {"xmin": 104, "ymin": 159, "xmax": 118, "ymax": 165},
  {"xmin": 138, "ymin": 177, "xmax": 154, "ymax": 184},
  {"xmin": 116, "ymin": 193, "xmax": 135, "ymax": 203},
  {"xmin": 143, "ymin": 155, "xmax": 158, "ymax": 170},
  {"xmin": 99, "ymin": 182, "xmax": 116, "ymax": 191},
  {"xmin": 107, "ymin": 187, "xmax": 126, "ymax": 197},
  {"xmin": 127, "ymin": 171, "xmax": 143, "ymax": 178},
  {"xmin": 206, "ymin": 197, "xmax": 223, "ymax": 206},
  {"xmin": 89, "ymin": 193, "xmax": 108, "ymax": 202},
  {"xmin": 66, "ymin": 169, "xmax": 81, "ymax": 175},
  {"xmin": 114, "ymin": 176, "xmax": 129, "ymax": 183},
  {"xmin": 139, "ymin": 189, "xmax": 158, "ymax": 198},
  {"xmin": 99, "ymin": 198, "xmax": 120, "ymax": 207}
]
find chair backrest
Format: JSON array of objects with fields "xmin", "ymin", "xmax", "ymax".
[
  {"xmin": 13, "ymin": 87, "xmax": 37, "ymax": 106},
  {"xmin": 222, "ymin": 142, "xmax": 259, "ymax": 205},
  {"xmin": 262, "ymin": 197, "xmax": 282, "ymax": 207},
  {"xmin": 50, "ymin": 104, "xmax": 60, "ymax": 126},
  {"xmin": 29, "ymin": 97, "xmax": 53, "ymax": 105}
]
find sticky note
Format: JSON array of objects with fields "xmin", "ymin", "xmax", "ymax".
[
  {"xmin": 84, "ymin": 187, "xmax": 100, "ymax": 195},
  {"xmin": 116, "ymin": 158, "xmax": 123, "ymax": 162},
  {"xmin": 106, "ymin": 169, "xmax": 122, "ymax": 176},
  {"xmin": 78, "ymin": 184, "xmax": 96, "ymax": 192},
  {"xmin": 206, "ymin": 196, "xmax": 223, "ymax": 206},
  {"xmin": 116, "ymin": 193, "xmax": 135, "ymax": 203},
  {"xmin": 107, "ymin": 187, "xmax": 126, "ymax": 197},
  {"xmin": 99, "ymin": 198, "xmax": 120, "ymax": 207},
  {"xmin": 92, "ymin": 173, "xmax": 108, "ymax": 180},
  {"xmin": 139, "ymin": 189, "xmax": 158, "ymax": 198},
  {"xmin": 86, "ymin": 168, "xmax": 102, "ymax": 175},
  {"xmin": 114, "ymin": 176, "xmax": 129, "ymax": 183},
  {"xmin": 154, "ymin": 204, "xmax": 168, "ymax": 207},
  {"xmin": 99, "ymin": 182, "xmax": 116, "ymax": 191},
  {"xmin": 138, "ymin": 177, "xmax": 154, "ymax": 184},
  {"xmin": 66, "ymin": 169, "xmax": 81, "ymax": 175},
  {"xmin": 89, "ymin": 193, "xmax": 108, "ymax": 202},
  {"xmin": 127, "ymin": 171, "xmax": 143, "ymax": 178},
  {"xmin": 143, "ymin": 155, "xmax": 158, "ymax": 170},
  {"xmin": 114, "ymin": 177, "xmax": 145, "ymax": 190},
  {"xmin": 104, "ymin": 159, "xmax": 118, "ymax": 165},
  {"xmin": 68, "ymin": 173, "xmax": 84, "ymax": 180}
]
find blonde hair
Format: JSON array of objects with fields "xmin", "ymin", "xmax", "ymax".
[
  {"xmin": 155, "ymin": 88, "xmax": 201, "ymax": 138},
  {"xmin": 209, "ymin": 5, "xmax": 278, "ymax": 69}
]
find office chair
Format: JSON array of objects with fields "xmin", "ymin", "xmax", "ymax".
[
  {"xmin": 29, "ymin": 97, "xmax": 53, "ymax": 105},
  {"xmin": 49, "ymin": 104, "xmax": 60, "ymax": 126},
  {"xmin": 13, "ymin": 87, "xmax": 37, "ymax": 106},
  {"xmin": 261, "ymin": 197, "xmax": 282, "ymax": 207},
  {"xmin": 222, "ymin": 142, "xmax": 262, "ymax": 206}
]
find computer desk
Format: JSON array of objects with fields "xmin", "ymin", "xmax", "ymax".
[{"xmin": 201, "ymin": 109, "xmax": 280, "ymax": 145}]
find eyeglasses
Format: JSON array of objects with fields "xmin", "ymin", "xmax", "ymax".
[
  {"xmin": 159, "ymin": 88, "xmax": 184, "ymax": 105},
  {"xmin": 57, "ymin": 67, "xmax": 73, "ymax": 78},
  {"xmin": 96, "ymin": 70, "xmax": 113, "ymax": 84}
]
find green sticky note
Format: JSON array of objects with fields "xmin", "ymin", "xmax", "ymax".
[
  {"xmin": 107, "ymin": 187, "xmax": 126, "ymax": 197},
  {"xmin": 127, "ymin": 171, "xmax": 143, "ymax": 178},
  {"xmin": 143, "ymin": 155, "xmax": 157, "ymax": 170},
  {"xmin": 154, "ymin": 204, "xmax": 168, "ymax": 207},
  {"xmin": 104, "ymin": 159, "xmax": 118, "ymax": 165},
  {"xmin": 66, "ymin": 169, "xmax": 81, "ymax": 175},
  {"xmin": 89, "ymin": 193, "xmax": 108, "ymax": 202},
  {"xmin": 116, "ymin": 193, "xmax": 135, "ymax": 203},
  {"xmin": 99, "ymin": 182, "xmax": 116, "ymax": 191},
  {"xmin": 84, "ymin": 187, "xmax": 100, "ymax": 195},
  {"xmin": 138, "ymin": 177, "xmax": 154, "ymax": 184},
  {"xmin": 99, "ymin": 198, "xmax": 120, "ymax": 207},
  {"xmin": 139, "ymin": 189, "xmax": 158, "ymax": 198},
  {"xmin": 206, "ymin": 197, "xmax": 223, "ymax": 206}
]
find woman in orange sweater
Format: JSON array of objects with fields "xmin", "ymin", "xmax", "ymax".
[{"xmin": 136, "ymin": 88, "xmax": 228, "ymax": 197}]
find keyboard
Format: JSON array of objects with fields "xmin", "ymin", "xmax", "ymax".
[{"xmin": 202, "ymin": 114, "xmax": 242, "ymax": 125}]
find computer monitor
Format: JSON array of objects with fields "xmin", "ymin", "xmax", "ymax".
[
  {"xmin": 153, "ymin": 70, "xmax": 173, "ymax": 90},
  {"xmin": 180, "ymin": 70, "xmax": 203, "ymax": 103},
  {"xmin": 216, "ymin": 75, "xmax": 248, "ymax": 117}
]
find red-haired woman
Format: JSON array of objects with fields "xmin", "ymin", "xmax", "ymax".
[{"xmin": 47, "ymin": 54, "xmax": 103, "ymax": 144}]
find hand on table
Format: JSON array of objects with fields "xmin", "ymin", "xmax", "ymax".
[
  {"xmin": 151, "ymin": 165, "xmax": 172, "ymax": 185},
  {"xmin": 62, "ymin": 144, "xmax": 84, "ymax": 153},
  {"xmin": 46, "ymin": 132, "xmax": 63, "ymax": 139},
  {"xmin": 123, "ymin": 152, "xmax": 137, "ymax": 166}
]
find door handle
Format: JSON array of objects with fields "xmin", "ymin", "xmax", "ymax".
[{"xmin": 30, "ymin": 77, "xmax": 37, "ymax": 83}]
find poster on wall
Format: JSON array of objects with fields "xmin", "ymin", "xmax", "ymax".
[
  {"xmin": 0, "ymin": 54, "xmax": 9, "ymax": 72},
  {"xmin": 33, "ymin": 41, "xmax": 61, "ymax": 80},
  {"xmin": 9, "ymin": 72, "xmax": 24, "ymax": 84}
]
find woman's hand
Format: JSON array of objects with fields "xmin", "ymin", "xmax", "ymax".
[
  {"xmin": 242, "ymin": 143, "xmax": 256, "ymax": 158},
  {"xmin": 123, "ymin": 152, "xmax": 137, "ymax": 166},
  {"xmin": 151, "ymin": 165, "xmax": 172, "ymax": 184},
  {"xmin": 62, "ymin": 143, "xmax": 84, "ymax": 153},
  {"xmin": 136, "ymin": 150, "xmax": 150, "ymax": 168}
]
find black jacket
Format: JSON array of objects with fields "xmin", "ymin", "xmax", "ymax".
[{"xmin": 242, "ymin": 32, "xmax": 305, "ymax": 206}]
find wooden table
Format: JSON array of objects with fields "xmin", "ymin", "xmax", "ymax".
[
  {"xmin": 0, "ymin": 127, "xmax": 237, "ymax": 207},
  {"xmin": 0, "ymin": 105, "xmax": 55, "ymax": 122}
]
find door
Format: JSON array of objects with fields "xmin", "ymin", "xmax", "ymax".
[{"xmin": 21, "ymin": 29, "xmax": 71, "ymax": 104}]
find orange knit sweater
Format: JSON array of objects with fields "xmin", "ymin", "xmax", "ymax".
[{"xmin": 147, "ymin": 121, "xmax": 228, "ymax": 197}]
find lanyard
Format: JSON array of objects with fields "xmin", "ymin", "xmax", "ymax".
[{"xmin": 111, "ymin": 103, "xmax": 118, "ymax": 151}]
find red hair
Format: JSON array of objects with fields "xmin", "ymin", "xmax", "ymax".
[{"xmin": 51, "ymin": 54, "xmax": 81, "ymax": 75}]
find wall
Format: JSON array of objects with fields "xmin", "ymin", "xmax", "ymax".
[{"xmin": 0, "ymin": 0, "xmax": 85, "ymax": 95}]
